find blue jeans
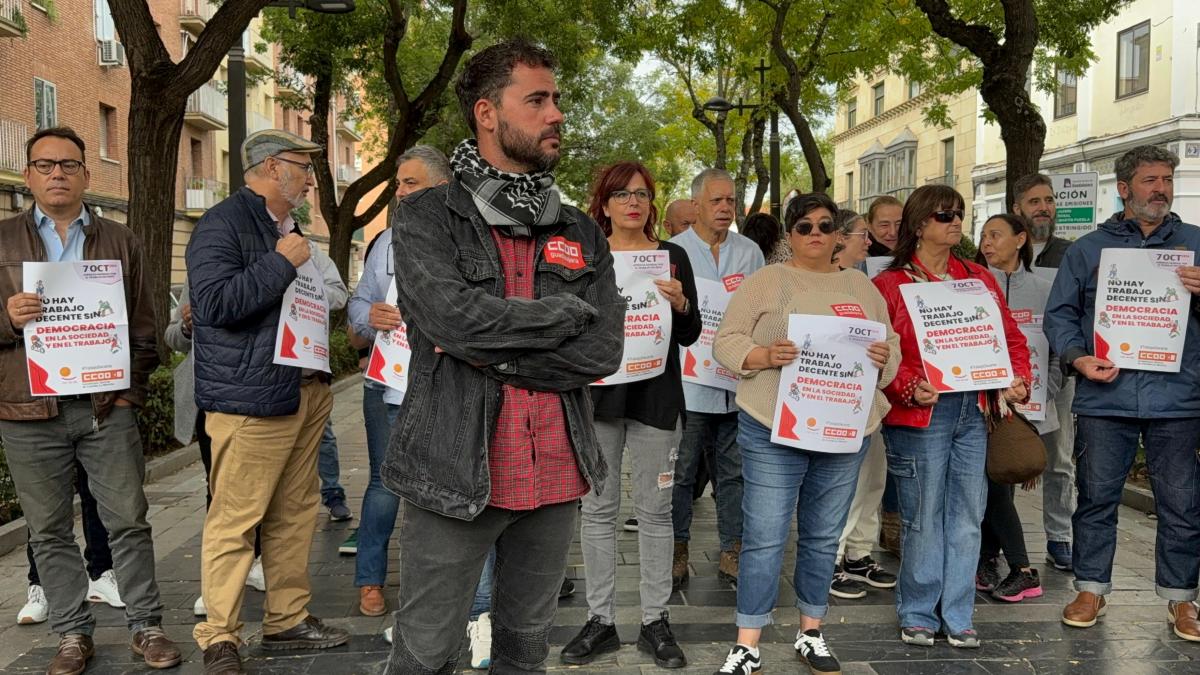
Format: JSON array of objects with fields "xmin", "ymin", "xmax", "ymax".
[
  {"xmin": 318, "ymin": 418, "xmax": 346, "ymax": 507},
  {"xmin": 470, "ymin": 548, "xmax": 496, "ymax": 620},
  {"xmin": 355, "ymin": 383, "xmax": 402, "ymax": 587},
  {"xmin": 735, "ymin": 413, "xmax": 867, "ymax": 626},
  {"xmin": 883, "ymin": 392, "xmax": 987, "ymax": 634},
  {"xmin": 1073, "ymin": 415, "xmax": 1200, "ymax": 600},
  {"xmin": 673, "ymin": 411, "xmax": 743, "ymax": 550}
]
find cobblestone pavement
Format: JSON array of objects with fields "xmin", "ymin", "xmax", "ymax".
[{"xmin": 1, "ymin": 380, "xmax": 1198, "ymax": 673}]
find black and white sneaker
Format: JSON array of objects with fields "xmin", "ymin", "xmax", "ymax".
[
  {"xmin": 714, "ymin": 645, "xmax": 761, "ymax": 674},
  {"xmin": 829, "ymin": 564, "xmax": 867, "ymax": 599},
  {"xmin": 794, "ymin": 629, "xmax": 841, "ymax": 675},
  {"xmin": 843, "ymin": 555, "xmax": 896, "ymax": 589}
]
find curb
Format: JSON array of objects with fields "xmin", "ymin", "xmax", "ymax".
[
  {"xmin": 1121, "ymin": 482, "xmax": 1155, "ymax": 514},
  {"xmin": 0, "ymin": 374, "xmax": 363, "ymax": 558}
]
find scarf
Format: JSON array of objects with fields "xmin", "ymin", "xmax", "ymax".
[{"xmin": 449, "ymin": 139, "xmax": 562, "ymax": 237}]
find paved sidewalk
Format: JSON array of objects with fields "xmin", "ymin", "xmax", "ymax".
[{"xmin": 1, "ymin": 379, "xmax": 1198, "ymax": 673}]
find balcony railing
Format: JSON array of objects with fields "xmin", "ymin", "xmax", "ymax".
[
  {"xmin": 926, "ymin": 173, "xmax": 957, "ymax": 186},
  {"xmin": 180, "ymin": 0, "xmax": 215, "ymax": 33},
  {"xmin": 248, "ymin": 110, "xmax": 274, "ymax": 134},
  {"xmin": 336, "ymin": 164, "xmax": 360, "ymax": 185},
  {"xmin": 184, "ymin": 177, "xmax": 227, "ymax": 212},
  {"xmin": 0, "ymin": 119, "xmax": 28, "ymax": 174},
  {"xmin": 184, "ymin": 81, "xmax": 228, "ymax": 131},
  {"xmin": 336, "ymin": 115, "xmax": 362, "ymax": 141},
  {"xmin": 0, "ymin": 0, "xmax": 26, "ymax": 38},
  {"xmin": 277, "ymin": 64, "xmax": 304, "ymax": 95},
  {"xmin": 242, "ymin": 26, "xmax": 273, "ymax": 73}
]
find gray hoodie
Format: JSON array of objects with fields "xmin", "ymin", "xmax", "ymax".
[{"xmin": 989, "ymin": 264, "xmax": 1061, "ymax": 434}]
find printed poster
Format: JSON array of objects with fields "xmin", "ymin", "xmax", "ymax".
[
  {"xmin": 273, "ymin": 260, "xmax": 330, "ymax": 371},
  {"xmin": 1012, "ymin": 311, "xmax": 1048, "ymax": 421},
  {"xmin": 681, "ymin": 275, "xmax": 742, "ymax": 392},
  {"xmin": 900, "ymin": 278, "xmax": 1013, "ymax": 392},
  {"xmin": 364, "ymin": 282, "xmax": 411, "ymax": 393},
  {"xmin": 1094, "ymin": 248, "xmax": 1192, "ymax": 372},
  {"xmin": 23, "ymin": 261, "xmax": 130, "ymax": 395},
  {"xmin": 595, "ymin": 251, "xmax": 673, "ymax": 386},
  {"xmin": 772, "ymin": 314, "xmax": 884, "ymax": 453}
]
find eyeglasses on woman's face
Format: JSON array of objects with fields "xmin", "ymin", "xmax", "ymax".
[{"xmin": 609, "ymin": 188, "xmax": 653, "ymax": 204}]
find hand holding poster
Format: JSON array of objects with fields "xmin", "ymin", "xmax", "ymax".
[
  {"xmin": 273, "ymin": 260, "xmax": 330, "ymax": 372},
  {"xmin": 899, "ymin": 279, "xmax": 1013, "ymax": 392},
  {"xmin": 1094, "ymin": 248, "xmax": 1193, "ymax": 372},
  {"xmin": 364, "ymin": 282, "xmax": 411, "ymax": 394},
  {"xmin": 681, "ymin": 275, "xmax": 741, "ymax": 392},
  {"xmin": 23, "ymin": 261, "xmax": 130, "ymax": 395},
  {"xmin": 1012, "ymin": 311, "xmax": 1048, "ymax": 421},
  {"xmin": 772, "ymin": 314, "xmax": 884, "ymax": 453},
  {"xmin": 595, "ymin": 251, "xmax": 673, "ymax": 386}
]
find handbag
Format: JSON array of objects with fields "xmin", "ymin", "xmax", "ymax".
[{"xmin": 986, "ymin": 409, "xmax": 1046, "ymax": 484}]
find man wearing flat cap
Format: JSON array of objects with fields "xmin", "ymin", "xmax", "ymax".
[{"xmin": 186, "ymin": 130, "xmax": 349, "ymax": 675}]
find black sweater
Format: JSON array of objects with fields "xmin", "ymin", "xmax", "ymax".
[{"xmin": 591, "ymin": 241, "xmax": 702, "ymax": 430}]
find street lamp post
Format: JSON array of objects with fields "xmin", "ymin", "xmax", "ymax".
[
  {"xmin": 703, "ymin": 57, "xmax": 781, "ymax": 220},
  {"xmin": 228, "ymin": 0, "xmax": 356, "ymax": 191}
]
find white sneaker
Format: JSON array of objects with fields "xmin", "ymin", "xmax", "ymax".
[
  {"xmin": 715, "ymin": 644, "xmax": 762, "ymax": 674},
  {"xmin": 87, "ymin": 570, "xmax": 125, "ymax": 608},
  {"xmin": 383, "ymin": 626, "xmax": 393, "ymax": 644},
  {"xmin": 466, "ymin": 612, "xmax": 492, "ymax": 669},
  {"xmin": 17, "ymin": 585, "xmax": 48, "ymax": 625},
  {"xmin": 246, "ymin": 557, "xmax": 266, "ymax": 592},
  {"xmin": 193, "ymin": 596, "xmax": 206, "ymax": 616}
]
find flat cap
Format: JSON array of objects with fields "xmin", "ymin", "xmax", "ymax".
[{"xmin": 241, "ymin": 129, "xmax": 321, "ymax": 170}]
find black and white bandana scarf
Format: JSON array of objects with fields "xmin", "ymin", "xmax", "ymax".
[{"xmin": 450, "ymin": 139, "xmax": 562, "ymax": 237}]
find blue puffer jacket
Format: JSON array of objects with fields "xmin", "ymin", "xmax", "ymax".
[
  {"xmin": 185, "ymin": 187, "xmax": 300, "ymax": 417},
  {"xmin": 1044, "ymin": 211, "xmax": 1200, "ymax": 418}
]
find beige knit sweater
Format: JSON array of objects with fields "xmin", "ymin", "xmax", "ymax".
[{"xmin": 713, "ymin": 264, "xmax": 901, "ymax": 435}]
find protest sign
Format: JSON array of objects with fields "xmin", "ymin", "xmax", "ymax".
[
  {"xmin": 273, "ymin": 260, "xmax": 330, "ymax": 371},
  {"xmin": 1094, "ymin": 248, "xmax": 1192, "ymax": 372},
  {"xmin": 365, "ymin": 282, "xmax": 411, "ymax": 393},
  {"xmin": 900, "ymin": 278, "xmax": 1013, "ymax": 392},
  {"xmin": 23, "ymin": 260, "xmax": 130, "ymax": 395},
  {"xmin": 772, "ymin": 314, "xmax": 884, "ymax": 453},
  {"xmin": 595, "ymin": 251, "xmax": 673, "ymax": 386},
  {"xmin": 681, "ymin": 276, "xmax": 741, "ymax": 392},
  {"xmin": 1011, "ymin": 310, "xmax": 1048, "ymax": 421}
]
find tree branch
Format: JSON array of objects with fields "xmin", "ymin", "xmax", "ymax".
[
  {"xmin": 382, "ymin": 0, "xmax": 412, "ymax": 111},
  {"xmin": 914, "ymin": 0, "xmax": 1001, "ymax": 64},
  {"xmin": 412, "ymin": 0, "xmax": 473, "ymax": 113},
  {"xmin": 174, "ymin": 0, "xmax": 275, "ymax": 97}
]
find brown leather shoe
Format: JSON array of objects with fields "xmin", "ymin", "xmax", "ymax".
[
  {"xmin": 1062, "ymin": 591, "xmax": 1107, "ymax": 628},
  {"xmin": 671, "ymin": 541, "xmax": 689, "ymax": 590},
  {"xmin": 1169, "ymin": 601, "xmax": 1200, "ymax": 641},
  {"xmin": 359, "ymin": 585, "xmax": 386, "ymax": 617},
  {"xmin": 202, "ymin": 640, "xmax": 243, "ymax": 675},
  {"xmin": 131, "ymin": 626, "xmax": 182, "ymax": 669},
  {"xmin": 718, "ymin": 540, "xmax": 741, "ymax": 587},
  {"xmin": 47, "ymin": 634, "xmax": 94, "ymax": 675}
]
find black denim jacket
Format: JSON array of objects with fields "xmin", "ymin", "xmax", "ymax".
[{"xmin": 382, "ymin": 179, "xmax": 626, "ymax": 520}]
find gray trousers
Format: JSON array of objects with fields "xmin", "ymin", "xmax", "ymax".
[
  {"xmin": 1043, "ymin": 377, "xmax": 1077, "ymax": 544},
  {"xmin": 387, "ymin": 499, "xmax": 578, "ymax": 674},
  {"xmin": 0, "ymin": 401, "xmax": 162, "ymax": 636},
  {"xmin": 582, "ymin": 418, "xmax": 680, "ymax": 625}
]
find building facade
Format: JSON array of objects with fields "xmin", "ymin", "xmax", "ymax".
[
  {"xmin": 832, "ymin": 0, "xmax": 1200, "ymax": 239},
  {"xmin": 0, "ymin": 0, "xmax": 366, "ymax": 294}
]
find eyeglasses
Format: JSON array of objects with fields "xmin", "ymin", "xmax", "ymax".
[
  {"xmin": 273, "ymin": 156, "xmax": 315, "ymax": 175},
  {"xmin": 931, "ymin": 209, "xmax": 964, "ymax": 223},
  {"xmin": 844, "ymin": 230, "xmax": 871, "ymax": 239},
  {"xmin": 609, "ymin": 189, "xmax": 652, "ymax": 204},
  {"xmin": 28, "ymin": 159, "xmax": 85, "ymax": 175},
  {"xmin": 792, "ymin": 220, "xmax": 837, "ymax": 236}
]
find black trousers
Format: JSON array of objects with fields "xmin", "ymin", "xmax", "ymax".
[{"xmin": 980, "ymin": 478, "xmax": 1029, "ymax": 568}]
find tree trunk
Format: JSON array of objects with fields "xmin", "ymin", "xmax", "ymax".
[
  {"xmin": 980, "ymin": 72, "xmax": 1046, "ymax": 211},
  {"xmin": 126, "ymin": 89, "xmax": 187, "ymax": 361},
  {"xmin": 776, "ymin": 93, "xmax": 829, "ymax": 193},
  {"xmin": 749, "ymin": 115, "xmax": 769, "ymax": 214}
]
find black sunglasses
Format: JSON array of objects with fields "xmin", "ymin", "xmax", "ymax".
[
  {"xmin": 792, "ymin": 220, "xmax": 837, "ymax": 236},
  {"xmin": 931, "ymin": 209, "xmax": 964, "ymax": 223}
]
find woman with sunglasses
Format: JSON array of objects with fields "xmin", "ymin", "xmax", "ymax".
[
  {"xmin": 710, "ymin": 192, "xmax": 899, "ymax": 675},
  {"xmin": 974, "ymin": 213, "xmax": 1060, "ymax": 603},
  {"xmin": 560, "ymin": 162, "xmax": 702, "ymax": 669},
  {"xmin": 872, "ymin": 185, "xmax": 1031, "ymax": 648}
]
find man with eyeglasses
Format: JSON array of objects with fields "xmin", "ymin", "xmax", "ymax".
[
  {"xmin": 187, "ymin": 129, "xmax": 349, "ymax": 674},
  {"xmin": 0, "ymin": 126, "xmax": 182, "ymax": 674},
  {"xmin": 668, "ymin": 168, "xmax": 764, "ymax": 591}
]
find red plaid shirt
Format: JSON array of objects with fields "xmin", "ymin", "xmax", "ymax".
[{"xmin": 486, "ymin": 230, "xmax": 589, "ymax": 510}]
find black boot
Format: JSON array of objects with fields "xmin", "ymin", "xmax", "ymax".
[
  {"xmin": 560, "ymin": 616, "xmax": 620, "ymax": 665},
  {"xmin": 638, "ymin": 614, "xmax": 686, "ymax": 668}
]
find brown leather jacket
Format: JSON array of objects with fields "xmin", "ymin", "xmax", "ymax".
[{"xmin": 0, "ymin": 206, "xmax": 159, "ymax": 422}]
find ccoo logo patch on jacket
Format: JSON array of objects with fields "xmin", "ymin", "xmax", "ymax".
[{"xmin": 543, "ymin": 236, "xmax": 585, "ymax": 270}]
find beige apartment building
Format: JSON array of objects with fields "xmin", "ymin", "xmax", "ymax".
[
  {"xmin": 833, "ymin": 0, "xmax": 1200, "ymax": 239},
  {"xmin": 0, "ymin": 0, "xmax": 366, "ymax": 294}
]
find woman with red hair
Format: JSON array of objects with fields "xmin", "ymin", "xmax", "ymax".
[{"xmin": 559, "ymin": 162, "xmax": 702, "ymax": 668}]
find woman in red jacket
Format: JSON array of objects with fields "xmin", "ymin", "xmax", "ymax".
[{"xmin": 872, "ymin": 185, "xmax": 1031, "ymax": 649}]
